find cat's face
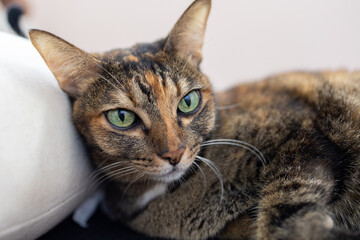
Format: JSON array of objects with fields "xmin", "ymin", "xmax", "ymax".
[
  {"xmin": 73, "ymin": 50, "xmax": 215, "ymax": 183},
  {"xmin": 30, "ymin": 0, "xmax": 214, "ymax": 183}
]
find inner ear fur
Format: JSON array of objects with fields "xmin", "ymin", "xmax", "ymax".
[
  {"xmin": 29, "ymin": 29, "xmax": 101, "ymax": 97},
  {"xmin": 164, "ymin": 0, "xmax": 211, "ymax": 67}
]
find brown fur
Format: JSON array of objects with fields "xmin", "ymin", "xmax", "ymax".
[{"xmin": 30, "ymin": 0, "xmax": 360, "ymax": 239}]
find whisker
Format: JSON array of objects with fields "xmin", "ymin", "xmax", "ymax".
[
  {"xmin": 104, "ymin": 166, "xmax": 136, "ymax": 178},
  {"xmin": 92, "ymin": 169, "xmax": 139, "ymax": 192},
  {"xmin": 195, "ymin": 156, "xmax": 224, "ymax": 204},
  {"xmin": 88, "ymin": 167, "xmax": 136, "ymax": 192},
  {"xmin": 193, "ymin": 161, "xmax": 207, "ymax": 199},
  {"xmin": 202, "ymin": 36, "xmax": 217, "ymax": 47},
  {"xmin": 86, "ymin": 162, "xmax": 133, "ymax": 184},
  {"xmin": 89, "ymin": 161, "xmax": 131, "ymax": 178},
  {"xmin": 201, "ymin": 139, "xmax": 266, "ymax": 168},
  {"xmin": 95, "ymin": 73, "xmax": 123, "ymax": 93},
  {"xmin": 181, "ymin": 55, "xmax": 192, "ymax": 72},
  {"xmin": 201, "ymin": 142, "xmax": 266, "ymax": 169},
  {"xmin": 92, "ymin": 169, "xmax": 139, "ymax": 193},
  {"xmin": 202, "ymin": 139, "xmax": 265, "ymax": 159},
  {"xmin": 108, "ymin": 169, "xmax": 139, "ymax": 183},
  {"xmin": 96, "ymin": 167, "xmax": 135, "ymax": 183},
  {"xmin": 122, "ymin": 173, "xmax": 145, "ymax": 197},
  {"xmin": 94, "ymin": 62, "xmax": 123, "ymax": 87}
]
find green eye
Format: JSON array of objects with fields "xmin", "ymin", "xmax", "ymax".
[
  {"xmin": 178, "ymin": 90, "xmax": 200, "ymax": 114},
  {"xmin": 106, "ymin": 109, "xmax": 136, "ymax": 129}
]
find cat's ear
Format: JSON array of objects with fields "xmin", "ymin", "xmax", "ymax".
[
  {"xmin": 29, "ymin": 29, "xmax": 101, "ymax": 97},
  {"xmin": 164, "ymin": 0, "xmax": 211, "ymax": 67}
]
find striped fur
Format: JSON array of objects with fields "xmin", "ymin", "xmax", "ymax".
[{"xmin": 30, "ymin": 0, "xmax": 360, "ymax": 239}]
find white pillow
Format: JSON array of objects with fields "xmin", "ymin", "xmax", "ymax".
[{"xmin": 0, "ymin": 32, "xmax": 94, "ymax": 240}]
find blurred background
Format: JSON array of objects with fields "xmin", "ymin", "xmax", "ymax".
[{"xmin": 2, "ymin": 0, "xmax": 360, "ymax": 90}]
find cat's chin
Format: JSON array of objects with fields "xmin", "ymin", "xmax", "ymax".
[{"xmin": 157, "ymin": 168, "xmax": 186, "ymax": 183}]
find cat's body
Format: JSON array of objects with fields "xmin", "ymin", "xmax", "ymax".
[
  {"xmin": 29, "ymin": 0, "xmax": 360, "ymax": 239},
  {"xmin": 104, "ymin": 70, "xmax": 360, "ymax": 239}
]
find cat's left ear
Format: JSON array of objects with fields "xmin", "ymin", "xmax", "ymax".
[
  {"xmin": 164, "ymin": 0, "xmax": 211, "ymax": 67},
  {"xmin": 29, "ymin": 29, "xmax": 101, "ymax": 98}
]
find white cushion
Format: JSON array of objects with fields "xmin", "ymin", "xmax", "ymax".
[{"xmin": 0, "ymin": 32, "xmax": 94, "ymax": 240}]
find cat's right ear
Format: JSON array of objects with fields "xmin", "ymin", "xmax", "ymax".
[{"xmin": 29, "ymin": 29, "xmax": 101, "ymax": 98}]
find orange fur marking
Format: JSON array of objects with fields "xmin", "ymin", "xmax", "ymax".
[
  {"xmin": 126, "ymin": 54, "xmax": 139, "ymax": 62},
  {"xmin": 144, "ymin": 71, "xmax": 183, "ymax": 150},
  {"xmin": 144, "ymin": 71, "xmax": 166, "ymax": 99}
]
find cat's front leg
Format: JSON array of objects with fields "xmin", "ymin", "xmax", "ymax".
[{"xmin": 256, "ymin": 165, "xmax": 357, "ymax": 240}]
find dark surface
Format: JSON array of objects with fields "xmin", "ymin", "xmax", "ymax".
[
  {"xmin": 37, "ymin": 208, "xmax": 151, "ymax": 240},
  {"xmin": 7, "ymin": 4, "xmax": 26, "ymax": 38}
]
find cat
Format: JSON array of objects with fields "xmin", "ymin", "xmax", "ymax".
[{"xmin": 29, "ymin": 0, "xmax": 360, "ymax": 239}]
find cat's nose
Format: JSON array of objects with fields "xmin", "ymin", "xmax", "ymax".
[{"xmin": 161, "ymin": 147, "xmax": 185, "ymax": 166}]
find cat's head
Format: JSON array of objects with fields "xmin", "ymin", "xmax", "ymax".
[{"xmin": 30, "ymin": 0, "xmax": 215, "ymax": 184}]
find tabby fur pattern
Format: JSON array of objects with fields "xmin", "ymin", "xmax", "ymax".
[{"xmin": 30, "ymin": 0, "xmax": 360, "ymax": 239}]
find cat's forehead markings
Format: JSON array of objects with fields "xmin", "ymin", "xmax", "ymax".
[
  {"xmin": 177, "ymin": 78, "xmax": 203, "ymax": 96},
  {"xmin": 108, "ymin": 91, "xmax": 136, "ymax": 109},
  {"xmin": 141, "ymin": 71, "xmax": 182, "ymax": 138},
  {"xmin": 144, "ymin": 71, "xmax": 166, "ymax": 99}
]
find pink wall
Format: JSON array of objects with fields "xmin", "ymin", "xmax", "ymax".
[{"xmin": 28, "ymin": 0, "xmax": 360, "ymax": 90}]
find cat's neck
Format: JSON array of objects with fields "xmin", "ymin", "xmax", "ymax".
[{"xmin": 105, "ymin": 181, "xmax": 168, "ymax": 219}]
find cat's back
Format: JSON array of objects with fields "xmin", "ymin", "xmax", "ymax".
[
  {"xmin": 214, "ymin": 70, "xmax": 360, "ymax": 145},
  {"xmin": 216, "ymin": 70, "xmax": 360, "ymax": 114},
  {"xmin": 211, "ymin": 70, "xmax": 360, "ymax": 169}
]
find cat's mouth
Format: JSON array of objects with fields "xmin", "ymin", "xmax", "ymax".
[{"xmin": 143, "ymin": 149, "xmax": 197, "ymax": 183}]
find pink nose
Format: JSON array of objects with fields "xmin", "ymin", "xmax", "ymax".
[{"xmin": 161, "ymin": 148, "xmax": 185, "ymax": 165}]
